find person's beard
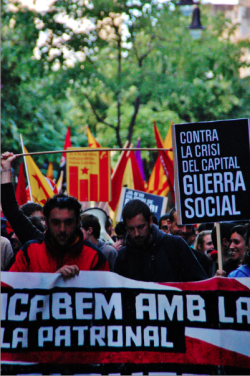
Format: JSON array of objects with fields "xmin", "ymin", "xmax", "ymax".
[
  {"xmin": 50, "ymin": 230, "xmax": 77, "ymax": 250},
  {"xmin": 133, "ymin": 224, "xmax": 151, "ymax": 246}
]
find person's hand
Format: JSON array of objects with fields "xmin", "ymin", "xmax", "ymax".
[
  {"xmin": 214, "ymin": 269, "xmax": 227, "ymax": 277},
  {"xmin": 1, "ymin": 152, "xmax": 16, "ymax": 169},
  {"xmin": 113, "ymin": 239, "xmax": 123, "ymax": 251},
  {"xmin": 56, "ymin": 265, "xmax": 79, "ymax": 279},
  {"xmin": 1, "ymin": 152, "xmax": 16, "ymax": 184}
]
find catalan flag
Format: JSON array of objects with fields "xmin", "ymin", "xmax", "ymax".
[
  {"xmin": 147, "ymin": 125, "xmax": 173, "ymax": 197},
  {"xmin": 23, "ymin": 145, "xmax": 55, "ymax": 206},
  {"xmin": 153, "ymin": 122, "xmax": 175, "ymax": 202}
]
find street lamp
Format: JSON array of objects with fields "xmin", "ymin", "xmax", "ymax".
[
  {"xmin": 187, "ymin": 7, "xmax": 205, "ymax": 39},
  {"xmin": 176, "ymin": 0, "xmax": 198, "ymax": 17}
]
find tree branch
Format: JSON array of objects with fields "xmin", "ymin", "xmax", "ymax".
[
  {"xmin": 84, "ymin": 93, "xmax": 116, "ymax": 130},
  {"xmin": 126, "ymin": 94, "xmax": 141, "ymax": 143}
]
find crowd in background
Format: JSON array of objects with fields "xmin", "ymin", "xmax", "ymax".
[{"xmin": 1, "ymin": 151, "xmax": 250, "ymax": 280}]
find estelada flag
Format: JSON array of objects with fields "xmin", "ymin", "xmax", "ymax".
[
  {"xmin": 86, "ymin": 125, "xmax": 101, "ymax": 148},
  {"xmin": 66, "ymin": 148, "xmax": 111, "ymax": 202},
  {"xmin": 87, "ymin": 125, "xmax": 113, "ymax": 175},
  {"xmin": 154, "ymin": 122, "xmax": 175, "ymax": 202},
  {"xmin": 23, "ymin": 146, "xmax": 55, "ymax": 206},
  {"xmin": 147, "ymin": 125, "xmax": 174, "ymax": 197},
  {"xmin": 15, "ymin": 162, "xmax": 28, "ymax": 206}
]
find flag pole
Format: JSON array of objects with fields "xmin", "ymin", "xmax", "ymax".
[
  {"xmin": 20, "ymin": 135, "xmax": 33, "ymax": 202},
  {"xmin": 7, "ymin": 147, "xmax": 173, "ymax": 159}
]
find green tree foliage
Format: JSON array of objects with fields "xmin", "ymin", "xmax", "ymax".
[
  {"xmin": 1, "ymin": 1, "xmax": 87, "ymax": 171},
  {"xmin": 2, "ymin": 0, "xmax": 250, "ymax": 172}
]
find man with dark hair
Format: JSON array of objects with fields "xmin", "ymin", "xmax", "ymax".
[
  {"xmin": 114, "ymin": 199, "xmax": 207, "ymax": 282},
  {"xmin": 114, "ymin": 221, "xmax": 127, "ymax": 241},
  {"xmin": 81, "ymin": 214, "xmax": 117, "ymax": 271},
  {"xmin": 167, "ymin": 207, "xmax": 194, "ymax": 244},
  {"xmin": 105, "ymin": 215, "xmax": 113, "ymax": 237},
  {"xmin": 9, "ymin": 194, "xmax": 109, "ymax": 277},
  {"xmin": 21, "ymin": 202, "xmax": 44, "ymax": 221},
  {"xmin": 159, "ymin": 214, "xmax": 170, "ymax": 234},
  {"xmin": 211, "ymin": 222, "xmax": 236, "ymax": 264}
]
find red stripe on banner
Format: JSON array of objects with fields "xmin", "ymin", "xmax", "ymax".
[
  {"xmin": 99, "ymin": 151, "xmax": 110, "ymax": 201},
  {"xmin": 90, "ymin": 174, "xmax": 98, "ymax": 201},
  {"xmin": 1, "ymin": 282, "xmax": 13, "ymax": 288},
  {"xmin": 69, "ymin": 166, "xmax": 78, "ymax": 199},
  {"xmin": 159, "ymin": 278, "xmax": 250, "ymax": 292},
  {"xmin": 80, "ymin": 179, "xmax": 89, "ymax": 201},
  {"xmin": 2, "ymin": 344, "xmax": 250, "ymax": 368}
]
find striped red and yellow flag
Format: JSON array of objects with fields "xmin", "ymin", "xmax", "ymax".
[
  {"xmin": 23, "ymin": 146, "xmax": 55, "ymax": 206},
  {"xmin": 147, "ymin": 126, "xmax": 173, "ymax": 196},
  {"xmin": 66, "ymin": 148, "xmax": 111, "ymax": 202}
]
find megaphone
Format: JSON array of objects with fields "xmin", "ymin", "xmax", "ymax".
[{"xmin": 83, "ymin": 207, "xmax": 114, "ymax": 244}]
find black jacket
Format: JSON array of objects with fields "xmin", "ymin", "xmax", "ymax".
[{"xmin": 114, "ymin": 224, "xmax": 207, "ymax": 282}]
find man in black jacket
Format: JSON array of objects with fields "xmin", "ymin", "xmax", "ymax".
[
  {"xmin": 167, "ymin": 206, "xmax": 211, "ymax": 277},
  {"xmin": 114, "ymin": 200, "xmax": 207, "ymax": 282}
]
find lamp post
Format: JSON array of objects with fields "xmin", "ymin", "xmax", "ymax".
[
  {"xmin": 176, "ymin": 0, "xmax": 198, "ymax": 17},
  {"xmin": 187, "ymin": 7, "xmax": 205, "ymax": 39}
]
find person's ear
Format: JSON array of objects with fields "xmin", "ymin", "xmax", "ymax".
[
  {"xmin": 167, "ymin": 219, "xmax": 171, "ymax": 228},
  {"xmin": 88, "ymin": 227, "xmax": 93, "ymax": 235},
  {"xmin": 149, "ymin": 216, "xmax": 153, "ymax": 227}
]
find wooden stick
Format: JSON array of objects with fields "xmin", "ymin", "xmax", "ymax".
[
  {"xmin": 215, "ymin": 222, "xmax": 223, "ymax": 271},
  {"xmin": 10, "ymin": 147, "xmax": 173, "ymax": 159}
]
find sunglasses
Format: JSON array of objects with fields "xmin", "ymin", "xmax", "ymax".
[{"xmin": 56, "ymin": 196, "xmax": 70, "ymax": 202}]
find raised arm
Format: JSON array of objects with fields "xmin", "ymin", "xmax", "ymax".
[{"xmin": 1, "ymin": 152, "xmax": 43, "ymax": 245}]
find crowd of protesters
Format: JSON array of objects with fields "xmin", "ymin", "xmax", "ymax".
[{"xmin": 1, "ymin": 151, "xmax": 250, "ymax": 280}]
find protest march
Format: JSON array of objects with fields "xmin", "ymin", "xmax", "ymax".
[{"xmin": 1, "ymin": 119, "xmax": 250, "ymax": 375}]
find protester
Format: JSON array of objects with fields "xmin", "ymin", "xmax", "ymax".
[
  {"xmin": 228, "ymin": 225, "xmax": 250, "ymax": 277},
  {"xmin": 211, "ymin": 222, "xmax": 236, "ymax": 265},
  {"xmin": 1, "ymin": 236, "xmax": 13, "ymax": 270},
  {"xmin": 196, "ymin": 223, "xmax": 214, "ymax": 234},
  {"xmin": 114, "ymin": 199, "xmax": 207, "ymax": 282},
  {"xmin": 167, "ymin": 206, "xmax": 210, "ymax": 276},
  {"xmin": 29, "ymin": 215, "xmax": 46, "ymax": 233},
  {"xmin": 195, "ymin": 230, "xmax": 216, "ymax": 277},
  {"xmin": 150, "ymin": 212, "xmax": 159, "ymax": 226},
  {"xmin": 21, "ymin": 202, "xmax": 45, "ymax": 227},
  {"xmin": 223, "ymin": 225, "xmax": 248, "ymax": 275},
  {"xmin": 113, "ymin": 221, "xmax": 127, "ymax": 251},
  {"xmin": 167, "ymin": 207, "xmax": 196, "ymax": 245},
  {"xmin": 1, "ymin": 152, "xmax": 43, "ymax": 245},
  {"xmin": 159, "ymin": 213, "xmax": 170, "ymax": 234},
  {"xmin": 114, "ymin": 221, "xmax": 127, "ymax": 242},
  {"xmin": 105, "ymin": 215, "xmax": 113, "ymax": 237},
  {"xmin": 9, "ymin": 194, "xmax": 109, "ymax": 277},
  {"xmin": 81, "ymin": 214, "xmax": 118, "ymax": 271},
  {"xmin": 195, "ymin": 230, "xmax": 214, "ymax": 258}
]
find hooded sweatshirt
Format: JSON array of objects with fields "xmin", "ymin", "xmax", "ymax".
[{"xmin": 114, "ymin": 224, "xmax": 207, "ymax": 282}]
